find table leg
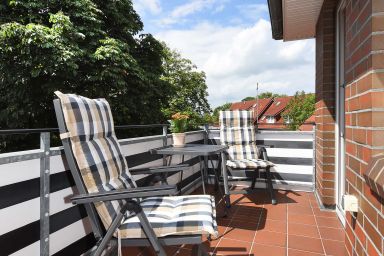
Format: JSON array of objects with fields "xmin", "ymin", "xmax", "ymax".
[
  {"xmin": 199, "ymin": 156, "xmax": 206, "ymax": 194},
  {"xmin": 179, "ymin": 155, "xmax": 184, "ymax": 195},
  {"xmin": 221, "ymin": 152, "xmax": 230, "ymax": 208}
]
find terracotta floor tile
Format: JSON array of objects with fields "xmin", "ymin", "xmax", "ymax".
[
  {"xmin": 254, "ymin": 230, "xmax": 287, "ymax": 247},
  {"xmin": 251, "ymin": 243, "xmax": 286, "ymax": 256},
  {"xmin": 288, "ymin": 223, "xmax": 320, "ymax": 238},
  {"xmin": 223, "ymin": 221, "xmax": 257, "ymax": 242},
  {"xmin": 288, "ymin": 248, "xmax": 324, "ymax": 256},
  {"xmin": 318, "ymin": 227, "xmax": 344, "ymax": 242},
  {"xmin": 214, "ymin": 238, "xmax": 252, "ymax": 255},
  {"xmin": 258, "ymin": 219, "xmax": 287, "ymax": 233},
  {"xmin": 315, "ymin": 216, "xmax": 342, "ymax": 229},
  {"xmin": 265, "ymin": 210, "xmax": 287, "ymax": 221},
  {"xmin": 122, "ymin": 246, "xmax": 142, "ymax": 256},
  {"xmin": 288, "ymin": 205, "xmax": 314, "ymax": 215},
  {"xmin": 288, "ymin": 235, "xmax": 324, "ymax": 254},
  {"xmin": 288, "ymin": 213, "xmax": 317, "ymax": 226},
  {"xmin": 312, "ymin": 208, "xmax": 339, "ymax": 218},
  {"xmin": 172, "ymin": 248, "xmax": 193, "ymax": 256},
  {"xmin": 322, "ymin": 239, "xmax": 346, "ymax": 255}
]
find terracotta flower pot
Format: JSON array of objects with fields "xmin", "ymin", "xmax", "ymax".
[{"xmin": 172, "ymin": 133, "xmax": 186, "ymax": 147}]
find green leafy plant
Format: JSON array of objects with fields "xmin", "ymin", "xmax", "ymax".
[
  {"xmin": 282, "ymin": 91, "xmax": 315, "ymax": 130},
  {"xmin": 169, "ymin": 113, "xmax": 189, "ymax": 133}
]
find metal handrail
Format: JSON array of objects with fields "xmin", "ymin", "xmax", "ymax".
[{"xmin": 0, "ymin": 124, "xmax": 170, "ymax": 135}]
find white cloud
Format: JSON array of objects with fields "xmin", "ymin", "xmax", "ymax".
[
  {"xmin": 237, "ymin": 4, "xmax": 269, "ymax": 20},
  {"xmin": 156, "ymin": 19, "xmax": 315, "ymax": 108},
  {"xmin": 159, "ymin": 0, "xmax": 217, "ymax": 26},
  {"xmin": 133, "ymin": 0, "xmax": 162, "ymax": 15}
]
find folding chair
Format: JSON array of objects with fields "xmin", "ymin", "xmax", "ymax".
[
  {"xmin": 219, "ymin": 110, "xmax": 277, "ymax": 207},
  {"xmin": 53, "ymin": 91, "xmax": 217, "ymax": 256}
]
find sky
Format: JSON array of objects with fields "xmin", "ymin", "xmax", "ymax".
[{"xmin": 132, "ymin": 0, "xmax": 315, "ymax": 108}]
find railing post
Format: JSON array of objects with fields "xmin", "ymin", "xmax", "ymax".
[
  {"xmin": 40, "ymin": 132, "xmax": 50, "ymax": 256},
  {"xmin": 203, "ymin": 124, "xmax": 209, "ymax": 184},
  {"xmin": 312, "ymin": 124, "xmax": 316, "ymax": 192},
  {"xmin": 162, "ymin": 125, "xmax": 168, "ymax": 166}
]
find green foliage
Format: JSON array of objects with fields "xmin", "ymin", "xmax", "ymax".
[
  {"xmin": 0, "ymin": 0, "xmax": 172, "ymax": 151},
  {"xmin": 160, "ymin": 44, "xmax": 211, "ymax": 131},
  {"xmin": 161, "ymin": 44, "xmax": 211, "ymax": 116},
  {"xmin": 241, "ymin": 96, "xmax": 255, "ymax": 101},
  {"xmin": 212, "ymin": 103, "xmax": 232, "ymax": 123},
  {"xmin": 241, "ymin": 92, "xmax": 287, "ymax": 101},
  {"xmin": 282, "ymin": 91, "xmax": 315, "ymax": 130}
]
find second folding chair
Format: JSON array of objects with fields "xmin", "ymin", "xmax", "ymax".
[{"xmin": 219, "ymin": 110, "xmax": 277, "ymax": 207}]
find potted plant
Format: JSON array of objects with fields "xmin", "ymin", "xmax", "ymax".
[{"xmin": 169, "ymin": 112, "xmax": 189, "ymax": 147}]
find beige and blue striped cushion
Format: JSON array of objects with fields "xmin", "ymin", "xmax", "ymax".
[
  {"xmin": 118, "ymin": 195, "xmax": 217, "ymax": 238},
  {"xmin": 55, "ymin": 91, "xmax": 136, "ymax": 229},
  {"xmin": 55, "ymin": 91, "xmax": 218, "ymax": 238},
  {"xmin": 220, "ymin": 110, "xmax": 273, "ymax": 169}
]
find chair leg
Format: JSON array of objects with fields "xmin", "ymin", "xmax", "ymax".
[
  {"xmin": 135, "ymin": 208, "xmax": 167, "ymax": 256},
  {"xmin": 250, "ymin": 170, "xmax": 257, "ymax": 190},
  {"xmin": 265, "ymin": 167, "xmax": 277, "ymax": 205},
  {"xmin": 221, "ymin": 152, "xmax": 231, "ymax": 208}
]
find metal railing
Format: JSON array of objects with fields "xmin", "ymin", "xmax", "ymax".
[{"xmin": 0, "ymin": 124, "xmax": 170, "ymax": 256}]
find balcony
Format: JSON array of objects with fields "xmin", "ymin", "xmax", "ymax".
[{"xmin": 0, "ymin": 125, "xmax": 344, "ymax": 255}]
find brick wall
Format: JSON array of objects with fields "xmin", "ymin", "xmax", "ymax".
[
  {"xmin": 343, "ymin": 0, "xmax": 384, "ymax": 255},
  {"xmin": 315, "ymin": 0, "xmax": 338, "ymax": 207}
]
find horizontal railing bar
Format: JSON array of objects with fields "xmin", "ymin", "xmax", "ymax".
[{"xmin": 0, "ymin": 124, "xmax": 170, "ymax": 135}]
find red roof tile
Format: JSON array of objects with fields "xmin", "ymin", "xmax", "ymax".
[
  {"xmin": 263, "ymin": 96, "xmax": 293, "ymax": 116},
  {"xmin": 230, "ymin": 98, "xmax": 273, "ymax": 118},
  {"xmin": 299, "ymin": 115, "xmax": 316, "ymax": 131}
]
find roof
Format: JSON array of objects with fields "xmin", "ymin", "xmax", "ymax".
[
  {"xmin": 263, "ymin": 96, "xmax": 292, "ymax": 117},
  {"xmin": 267, "ymin": 0, "xmax": 324, "ymax": 41},
  {"xmin": 299, "ymin": 115, "xmax": 316, "ymax": 131},
  {"xmin": 230, "ymin": 98, "xmax": 273, "ymax": 117}
]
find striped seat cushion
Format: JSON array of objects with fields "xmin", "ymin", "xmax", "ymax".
[
  {"xmin": 220, "ymin": 110, "xmax": 273, "ymax": 169},
  {"xmin": 227, "ymin": 159, "xmax": 273, "ymax": 169},
  {"xmin": 55, "ymin": 91, "xmax": 137, "ymax": 229},
  {"xmin": 116, "ymin": 195, "xmax": 218, "ymax": 239}
]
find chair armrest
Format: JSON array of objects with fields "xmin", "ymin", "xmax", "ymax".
[
  {"xmin": 129, "ymin": 164, "xmax": 190, "ymax": 175},
  {"xmin": 257, "ymin": 146, "xmax": 270, "ymax": 161},
  {"xmin": 71, "ymin": 185, "xmax": 177, "ymax": 205}
]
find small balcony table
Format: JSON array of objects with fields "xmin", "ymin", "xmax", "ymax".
[{"xmin": 150, "ymin": 144, "xmax": 228, "ymax": 196}]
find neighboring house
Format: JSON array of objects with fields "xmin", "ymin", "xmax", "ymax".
[
  {"xmin": 299, "ymin": 115, "xmax": 316, "ymax": 131},
  {"xmin": 268, "ymin": 0, "xmax": 384, "ymax": 255},
  {"xmin": 258, "ymin": 96, "xmax": 292, "ymax": 129},
  {"xmin": 230, "ymin": 98, "xmax": 273, "ymax": 121}
]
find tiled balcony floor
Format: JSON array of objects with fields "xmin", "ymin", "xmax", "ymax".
[{"xmin": 123, "ymin": 186, "xmax": 345, "ymax": 256}]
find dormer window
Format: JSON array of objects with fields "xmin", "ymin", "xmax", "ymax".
[
  {"xmin": 267, "ymin": 116, "xmax": 275, "ymax": 123},
  {"xmin": 285, "ymin": 116, "xmax": 292, "ymax": 124}
]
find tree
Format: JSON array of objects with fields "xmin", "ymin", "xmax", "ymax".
[
  {"xmin": 0, "ymin": 0, "xmax": 171, "ymax": 151},
  {"xmin": 282, "ymin": 91, "xmax": 315, "ymax": 130},
  {"xmin": 241, "ymin": 92, "xmax": 287, "ymax": 101},
  {"xmin": 212, "ymin": 103, "xmax": 231, "ymax": 123},
  {"xmin": 161, "ymin": 44, "xmax": 211, "ymax": 127},
  {"xmin": 241, "ymin": 96, "xmax": 255, "ymax": 101},
  {"xmin": 161, "ymin": 44, "xmax": 211, "ymax": 115}
]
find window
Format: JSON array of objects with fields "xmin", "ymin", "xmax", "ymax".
[
  {"xmin": 275, "ymin": 101, "xmax": 281, "ymax": 106},
  {"xmin": 267, "ymin": 116, "xmax": 275, "ymax": 123},
  {"xmin": 285, "ymin": 116, "xmax": 291, "ymax": 124}
]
